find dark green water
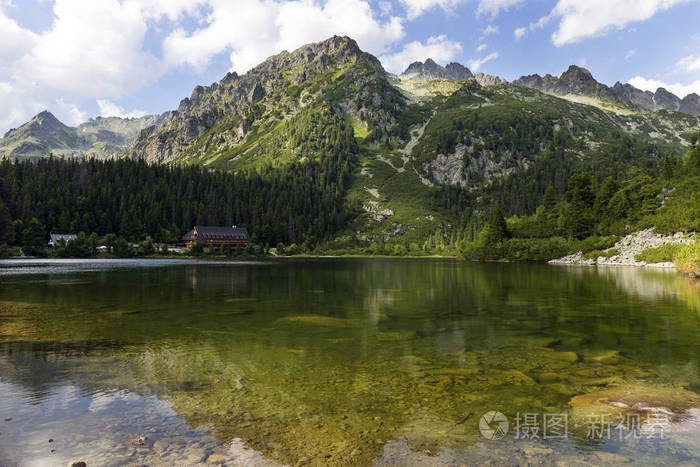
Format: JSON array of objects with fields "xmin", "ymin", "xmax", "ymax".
[{"xmin": 0, "ymin": 258, "xmax": 698, "ymax": 466}]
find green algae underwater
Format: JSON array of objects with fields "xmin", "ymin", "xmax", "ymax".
[{"xmin": 0, "ymin": 258, "xmax": 699, "ymax": 465}]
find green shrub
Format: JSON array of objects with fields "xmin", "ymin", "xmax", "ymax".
[
  {"xmin": 673, "ymin": 240, "xmax": 700, "ymax": 274},
  {"xmin": 573, "ymin": 236, "xmax": 619, "ymax": 254},
  {"xmin": 635, "ymin": 243, "xmax": 684, "ymax": 263}
]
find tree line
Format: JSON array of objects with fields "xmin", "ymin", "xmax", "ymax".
[{"xmin": 0, "ymin": 119, "xmax": 358, "ymax": 255}]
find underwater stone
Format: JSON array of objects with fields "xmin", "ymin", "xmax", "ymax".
[
  {"xmin": 586, "ymin": 350, "xmax": 620, "ymax": 364},
  {"xmin": 549, "ymin": 351, "xmax": 580, "ymax": 363}
]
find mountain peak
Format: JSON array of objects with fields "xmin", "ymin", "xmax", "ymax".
[
  {"xmin": 401, "ymin": 59, "xmax": 473, "ymax": 81},
  {"xmin": 31, "ymin": 110, "xmax": 63, "ymax": 128},
  {"xmin": 560, "ymin": 65, "xmax": 595, "ymax": 87}
]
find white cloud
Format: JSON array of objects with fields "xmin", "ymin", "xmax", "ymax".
[
  {"xmin": 163, "ymin": 0, "xmax": 405, "ymax": 73},
  {"xmin": 54, "ymin": 98, "xmax": 87, "ymax": 126},
  {"xmin": 97, "ymin": 99, "xmax": 147, "ymax": 119},
  {"xmin": 482, "ymin": 25, "xmax": 499, "ymax": 36},
  {"xmin": 400, "ymin": 0, "xmax": 520, "ymax": 20},
  {"xmin": 477, "ymin": 0, "xmax": 525, "ymax": 16},
  {"xmin": 378, "ymin": 1, "xmax": 393, "ymax": 15},
  {"xmin": 513, "ymin": 14, "xmax": 549, "ymax": 40},
  {"xmin": 18, "ymin": 0, "xmax": 163, "ymax": 98},
  {"xmin": 467, "ymin": 51, "xmax": 499, "ymax": 72},
  {"xmin": 0, "ymin": 8, "xmax": 37, "ymax": 66},
  {"xmin": 476, "ymin": 44, "xmax": 488, "ymax": 52},
  {"xmin": 540, "ymin": 0, "xmax": 691, "ymax": 47},
  {"xmin": 625, "ymin": 48, "xmax": 637, "ymax": 59},
  {"xmin": 380, "ymin": 35, "xmax": 463, "ymax": 74},
  {"xmin": 399, "ymin": 0, "xmax": 465, "ymax": 20},
  {"xmin": 628, "ymin": 76, "xmax": 700, "ymax": 98},
  {"xmin": 676, "ymin": 54, "xmax": 700, "ymax": 72}
]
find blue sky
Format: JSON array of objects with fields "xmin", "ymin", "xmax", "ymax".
[{"xmin": 0, "ymin": 0, "xmax": 699, "ymax": 133}]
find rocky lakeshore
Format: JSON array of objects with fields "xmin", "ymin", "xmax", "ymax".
[{"xmin": 549, "ymin": 228, "xmax": 694, "ymax": 268}]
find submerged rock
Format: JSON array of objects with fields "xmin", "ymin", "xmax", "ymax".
[
  {"xmin": 585, "ymin": 350, "xmax": 620, "ymax": 364},
  {"xmin": 549, "ymin": 351, "xmax": 580, "ymax": 363},
  {"xmin": 570, "ymin": 384, "xmax": 700, "ymax": 420}
]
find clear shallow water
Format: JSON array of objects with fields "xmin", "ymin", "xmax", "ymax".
[{"xmin": 0, "ymin": 258, "xmax": 698, "ymax": 466}]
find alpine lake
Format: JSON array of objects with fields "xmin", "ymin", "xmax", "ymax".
[{"xmin": 0, "ymin": 258, "xmax": 698, "ymax": 466}]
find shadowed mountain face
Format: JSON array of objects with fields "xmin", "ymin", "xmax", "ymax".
[
  {"xmin": 513, "ymin": 65, "xmax": 700, "ymax": 116},
  {"xmin": 0, "ymin": 111, "xmax": 167, "ymax": 159}
]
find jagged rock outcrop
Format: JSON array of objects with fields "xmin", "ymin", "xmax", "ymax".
[
  {"xmin": 611, "ymin": 83, "xmax": 700, "ymax": 116},
  {"xmin": 401, "ymin": 59, "xmax": 473, "ymax": 81},
  {"xmin": 473, "ymin": 73, "xmax": 507, "ymax": 87},
  {"xmin": 0, "ymin": 111, "xmax": 164, "ymax": 158},
  {"xmin": 129, "ymin": 35, "xmax": 388, "ymax": 164}
]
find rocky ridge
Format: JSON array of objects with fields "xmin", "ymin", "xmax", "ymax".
[
  {"xmin": 401, "ymin": 59, "xmax": 473, "ymax": 81},
  {"xmin": 514, "ymin": 65, "xmax": 700, "ymax": 116}
]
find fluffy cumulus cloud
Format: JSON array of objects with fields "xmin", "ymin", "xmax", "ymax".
[
  {"xmin": 18, "ymin": 0, "xmax": 162, "ymax": 98},
  {"xmin": 467, "ymin": 51, "xmax": 499, "ymax": 72},
  {"xmin": 519, "ymin": 0, "xmax": 692, "ymax": 46},
  {"xmin": 628, "ymin": 76, "xmax": 700, "ymax": 98},
  {"xmin": 163, "ymin": 0, "xmax": 405, "ymax": 73},
  {"xmin": 97, "ymin": 99, "xmax": 147, "ymax": 119},
  {"xmin": 379, "ymin": 35, "xmax": 463, "ymax": 74}
]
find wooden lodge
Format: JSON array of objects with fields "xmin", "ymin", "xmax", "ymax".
[
  {"xmin": 181, "ymin": 225, "xmax": 251, "ymax": 249},
  {"xmin": 48, "ymin": 233, "xmax": 77, "ymax": 248}
]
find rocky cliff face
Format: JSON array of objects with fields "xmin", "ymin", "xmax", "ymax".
[
  {"xmin": 0, "ymin": 111, "xmax": 164, "ymax": 158},
  {"xmin": 129, "ymin": 36, "xmax": 390, "ymax": 164},
  {"xmin": 401, "ymin": 59, "xmax": 473, "ymax": 81},
  {"xmin": 514, "ymin": 66, "xmax": 700, "ymax": 116}
]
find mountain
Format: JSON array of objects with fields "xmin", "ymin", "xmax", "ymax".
[
  {"xmin": 513, "ymin": 65, "xmax": 700, "ymax": 116},
  {"xmin": 123, "ymin": 36, "xmax": 699, "ymax": 247},
  {"xmin": 129, "ymin": 35, "xmax": 396, "ymax": 165},
  {"xmin": 0, "ymin": 111, "xmax": 167, "ymax": 159},
  {"xmin": 401, "ymin": 59, "xmax": 473, "ymax": 81}
]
